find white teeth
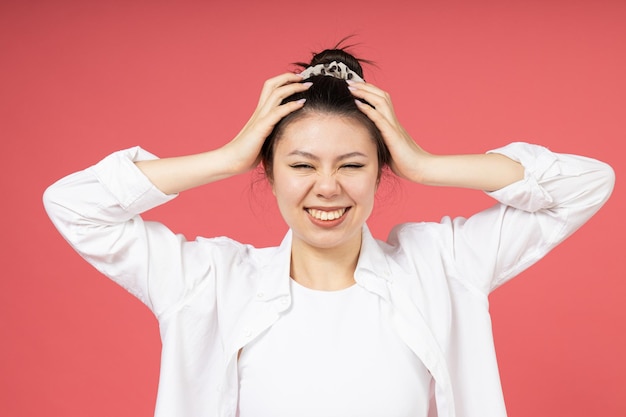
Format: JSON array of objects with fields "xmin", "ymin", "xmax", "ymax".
[{"xmin": 307, "ymin": 208, "xmax": 347, "ymax": 221}]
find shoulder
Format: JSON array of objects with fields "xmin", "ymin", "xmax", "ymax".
[
  {"xmin": 192, "ymin": 235, "xmax": 283, "ymax": 267},
  {"xmin": 380, "ymin": 219, "xmax": 467, "ymax": 276},
  {"xmin": 364, "ymin": 221, "xmax": 458, "ymax": 274},
  {"xmin": 387, "ymin": 218, "xmax": 457, "ymax": 249}
]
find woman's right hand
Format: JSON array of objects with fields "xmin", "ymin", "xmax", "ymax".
[
  {"xmin": 135, "ymin": 73, "xmax": 310, "ymax": 195},
  {"xmin": 223, "ymin": 73, "xmax": 312, "ymax": 175}
]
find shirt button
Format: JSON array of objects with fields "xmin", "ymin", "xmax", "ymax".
[
  {"xmin": 281, "ymin": 297, "xmax": 289, "ymax": 305},
  {"xmin": 256, "ymin": 291, "xmax": 264, "ymax": 299},
  {"xmin": 244, "ymin": 328, "xmax": 252, "ymax": 338}
]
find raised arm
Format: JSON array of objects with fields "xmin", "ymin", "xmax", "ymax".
[
  {"xmin": 135, "ymin": 73, "xmax": 311, "ymax": 194},
  {"xmin": 350, "ymin": 81, "xmax": 614, "ymax": 292},
  {"xmin": 350, "ymin": 81, "xmax": 525, "ymax": 191},
  {"xmin": 43, "ymin": 73, "xmax": 311, "ymax": 314}
]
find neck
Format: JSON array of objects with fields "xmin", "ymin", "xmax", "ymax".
[{"xmin": 290, "ymin": 235, "xmax": 361, "ymax": 291}]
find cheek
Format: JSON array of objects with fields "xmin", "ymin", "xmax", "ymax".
[
  {"xmin": 272, "ymin": 173, "xmax": 308, "ymax": 205},
  {"xmin": 344, "ymin": 176, "xmax": 378, "ymax": 203}
]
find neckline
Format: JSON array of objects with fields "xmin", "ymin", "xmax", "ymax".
[{"xmin": 289, "ymin": 277, "xmax": 359, "ymax": 295}]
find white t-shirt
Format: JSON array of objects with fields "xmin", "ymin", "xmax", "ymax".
[{"xmin": 237, "ymin": 278, "xmax": 432, "ymax": 417}]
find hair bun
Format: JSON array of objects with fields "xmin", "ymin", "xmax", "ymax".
[
  {"xmin": 294, "ymin": 42, "xmax": 369, "ymax": 80},
  {"xmin": 309, "ymin": 49, "xmax": 364, "ymax": 79},
  {"xmin": 299, "ymin": 61, "xmax": 364, "ymax": 82},
  {"xmin": 309, "ymin": 49, "xmax": 363, "ymax": 78}
]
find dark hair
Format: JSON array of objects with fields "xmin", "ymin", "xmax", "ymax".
[{"xmin": 260, "ymin": 47, "xmax": 391, "ymax": 181}]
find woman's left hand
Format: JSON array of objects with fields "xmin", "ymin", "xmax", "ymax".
[
  {"xmin": 350, "ymin": 81, "xmax": 429, "ymax": 183},
  {"xmin": 350, "ymin": 81, "xmax": 525, "ymax": 191}
]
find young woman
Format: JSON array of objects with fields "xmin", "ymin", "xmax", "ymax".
[{"xmin": 44, "ymin": 47, "xmax": 614, "ymax": 417}]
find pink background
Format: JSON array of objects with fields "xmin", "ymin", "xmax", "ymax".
[{"xmin": 1, "ymin": 0, "xmax": 624, "ymax": 416}]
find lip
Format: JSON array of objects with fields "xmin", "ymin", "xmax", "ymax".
[
  {"xmin": 305, "ymin": 206, "xmax": 351, "ymax": 228},
  {"xmin": 305, "ymin": 205, "xmax": 349, "ymax": 211}
]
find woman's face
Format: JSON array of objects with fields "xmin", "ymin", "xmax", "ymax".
[{"xmin": 271, "ymin": 112, "xmax": 380, "ymax": 252}]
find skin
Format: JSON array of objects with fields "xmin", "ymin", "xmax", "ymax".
[
  {"xmin": 270, "ymin": 113, "xmax": 380, "ymax": 290},
  {"xmin": 136, "ymin": 72, "xmax": 524, "ymax": 290}
]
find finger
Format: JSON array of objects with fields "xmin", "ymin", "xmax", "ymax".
[
  {"xmin": 256, "ymin": 83, "xmax": 311, "ymax": 119},
  {"xmin": 347, "ymin": 80, "xmax": 390, "ymax": 101},
  {"xmin": 239, "ymin": 96, "xmax": 306, "ymax": 139},
  {"xmin": 347, "ymin": 79, "xmax": 387, "ymax": 97},
  {"xmin": 256, "ymin": 94, "xmax": 308, "ymax": 126},
  {"xmin": 271, "ymin": 81, "xmax": 312, "ymax": 104},
  {"xmin": 351, "ymin": 88, "xmax": 397, "ymax": 122},
  {"xmin": 259, "ymin": 80, "xmax": 311, "ymax": 110},
  {"xmin": 263, "ymin": 72, "xmax": 305, "ymax": 90},
  {"xmin": 272, "ymin": 98, "xmax": 307, "ymax": 120},
  {"xmin": 349, "ymin": 83, "xmax": 392, "ymax": 105},
  {"xmin": 354, "ymin": 99, "xmax": 394, "ymax": 133},
  {"xmin": 259, "ymin": 73, "xmax": 306, "ymax": 102}
]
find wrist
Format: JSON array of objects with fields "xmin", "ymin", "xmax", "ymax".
[{"xmin": 394, "ymin": 147, "xmax": 434, "ymax": 184}]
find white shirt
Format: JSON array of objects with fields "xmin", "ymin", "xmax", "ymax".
[
  {"xmin": 237, "ymin": 280, "xmax": 432, "ymax": 417},
  {"xmin": 43, "ymin": 142, "xmax": 614, "ymax": 417}
]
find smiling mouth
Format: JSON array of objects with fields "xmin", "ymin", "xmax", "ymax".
[{"xmin": 305, "ymin": 208, "xmax": 348, "ymax": 221}]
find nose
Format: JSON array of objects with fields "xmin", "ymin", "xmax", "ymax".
[{"xmin": 314, "ymin": 173, "xmax": 341, "ymax": 199}]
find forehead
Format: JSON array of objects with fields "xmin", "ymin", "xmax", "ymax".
[{"xmin": 275, "ymin": 113, "xmax": 377, "ymax": 157}]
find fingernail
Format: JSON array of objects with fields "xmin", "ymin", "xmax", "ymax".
[
  {"xmin": 346, "ymin": 79, "xmax": 355, "ymax": 85},
  {"xmin": 303, "ymin": 82, "xmax": 313, "ymax": 87},
  {"xmin": 348, "ymin": 86, "xmax": 357, "ymax": 91},
  {"xmin": 297, "ymin": 98, "xmax": 307, "ymax": 104}
]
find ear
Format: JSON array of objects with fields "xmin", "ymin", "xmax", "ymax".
[
  {"xmin": 375, "ymin": 165, "xmax": 390, "ymax": 191},
  {"xmin": 375, "ymin": 165, "xmax": 383, "ymax": 190},
  {"xmin": 262, "ymin": 162, "xmax": 276, "ymax": 195}
]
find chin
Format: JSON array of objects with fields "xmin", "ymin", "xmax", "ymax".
[{"xmin": 296, "ymin": 228, "xmax": 362, "ymax": 251}]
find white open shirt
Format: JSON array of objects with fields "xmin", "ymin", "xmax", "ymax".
[{"xmin": 44, "ymin": 142, "xmax": 614, "ymax": 417}]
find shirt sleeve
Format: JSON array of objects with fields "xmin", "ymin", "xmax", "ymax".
[
  {"xmin": 43, "ymin": 147, "xmax": 210, "ymax": 316},
  {"xmin": 449, "ymin": 142, "xmax": 614, "ymax": 293}
]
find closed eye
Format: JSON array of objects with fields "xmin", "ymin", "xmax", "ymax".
[
  {"xmin": 290, "ymin": 163, "xmax": 314, "ymax": 169},
  {"xmin": 341, "ymin": 163, "xmax": 365, "ymax": 169}
]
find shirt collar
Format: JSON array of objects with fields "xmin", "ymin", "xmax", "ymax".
[
  {"xmin": 254, "ymin": 229, "xmax": 293, "ymax": 302},
  {"xmin": 354, "ymin": 224, "xmax": 393, "ymax": 300},
  {"xmin": 355, "ymin": 224, "xmax": 392, "ymax": 279},
  {"xmin": 256, "ymin": 225, "xmax": 393, "ymax": 301}
]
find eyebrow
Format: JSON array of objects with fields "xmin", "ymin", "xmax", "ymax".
[{"xmin": 286, "ymin": 150, "xmax": 369, "ymax": 161}]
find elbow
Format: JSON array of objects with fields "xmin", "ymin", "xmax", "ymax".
[
  {"xmin": 596, "ymin": 161, "xmax": 616, "ymax": 206},
  {"xmin": 575, "ymin": 160, "xmax": 616, "ymax": 216},
  {"xmin": 42, "ymin": 176, "xmax": 79, "ymax": 229},
  {"xmin": 42, "ymin": 181, "xmax": 62, "ymax": 220}
]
